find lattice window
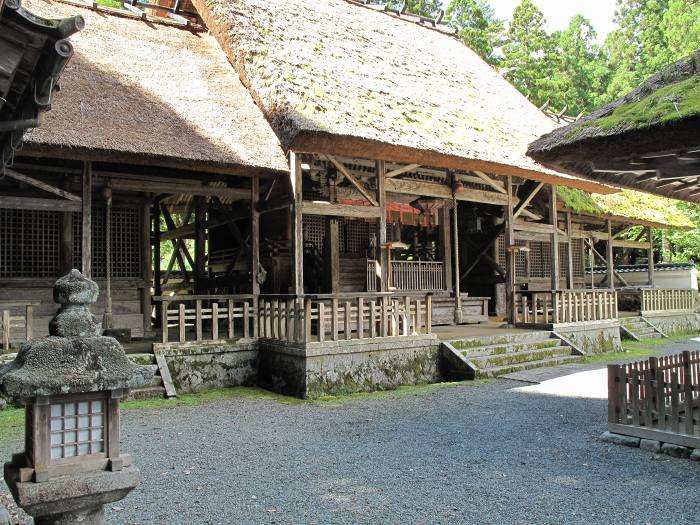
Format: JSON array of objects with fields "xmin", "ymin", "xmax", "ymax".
[
  {"xmin": 73, "ymin": 207, "xmax": 141, "ymax": 278},
  {"xmin": 0, "ymin": 209, "xmax": 60, "ymax": 278},
  {"xmin": 559, "ymin": 242, "xmax": 568, "ymax": 279},
  {"xmin": 340, "ymin": 218, "xmax": 376, "ymax": 256},
  {"xmin": 496, "ymin": 234, "xmax": 527, "ymax": 277},
  {"xmin": 529, "ymin": 241, "xmax": 551, "ymax": 278},
  {"xmin": 303, "ymin": 215, "xmax": 326, "ymax": 249},
  {"xmin": 572, "ymin": 238, "xmax": 584, "ymax": 278},
  {"xmin": 50, "ymin": 399, "xmax": 104, "ymax": 459}
]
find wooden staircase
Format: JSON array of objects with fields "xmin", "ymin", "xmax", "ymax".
[
  {"xmin": 620, "ymin": 316, "xmax": 665, "ymax": 341},
  {"xmin": 442, "ymin": 331, "xmax": 584, "ymax": 379}
]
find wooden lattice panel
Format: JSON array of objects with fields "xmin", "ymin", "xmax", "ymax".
[
  {"xmin": 496, "ymin": 235, "xmax": 527, "ymax": 278},
  {"xmin": 73, "ymin": 207, "xmax": 141, "ymax": 278},
  {"xmin": 340, "ymin": 218, "xmax": 376, "ymax": 256},
  {"xmin": 572, "ymin": 238, "xmax": 585, "ymax": 278},
  {"xmin": 302, "ymin": 215, "xmax": 326, "ymax": 250},
  {"xmin": 0, "ymin": 209, "xmax": 60, "ymax": 278}
]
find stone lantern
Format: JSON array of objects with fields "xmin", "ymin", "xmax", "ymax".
[{"xmin": 0, "ymin": 270, "xmax": 151, "ymax": 524}]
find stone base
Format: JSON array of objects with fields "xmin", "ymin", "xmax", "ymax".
[
  {"xmin": 642, "ymin": 312, "xmax": 699, "ymax": 336},
  {"xmin": 553, "ymin": 320, "xmax": 622, "ymax": 354},
  {"xmin": 259, "ymin": 335, "xmax": 441, "ymax": 398},
  {"xmin": 4, "ymin": 463, "xmax": 139, "ymax": 524}
]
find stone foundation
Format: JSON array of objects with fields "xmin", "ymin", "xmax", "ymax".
[
  {"xmin": 259, "ymin": 335, "xmax": 441, "ymax": 398},
  {"xmin": 552, "ymin": 320, "xmax": 623, "ymax": 354},
  {"xmin": 642, "ymin": 312, "xmax": 699, "ymax": 336}
]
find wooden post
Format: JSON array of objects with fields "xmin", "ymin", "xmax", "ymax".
[
  {"xmin": 103, "ymin": 183, "xmax": 113, "ymax": 329},
  {"xmin": 606, "ymin": 219, "xmax": 614, "ymax": 290},
  {"xmin": 452, "ymin": 195, "xmax": 462, "ymax": 324},
  {"xmin": 438, "ymin": 204, "xmax": 452, "ymax": 292},
  {"xmin": 59, "ymin": 199, "xmax": 73, "ymax": 275},
  {"xmin": 565, "ymin": 212, "xmax": 574, "ymax": 290},
  {"xmin": 291, "ymin": 151, "xmax": 304, "ymax": 295},
  {"xmin": 251, "ymin": 176, "xmax": 261, "ymax": 296},
  {"xmin": 505, "ymin": 176, "xmax": 516, "ymax": 325},
  {"xmin": 550, "ymin": 184, "xmax": 560, "ymax": 291},
  {"xmin": 647, "ymin": 226, "xmax": 655, "ymax": 287},
  {"xmin": 141, "ymin": 201, "xmax": 153, "ymax": 336},
  {"xmin": 194, "ymin": 196, "xmax": 206, "ymax": 294},
  {"xmin": 376, "ymin": 160, "xmax": 387, "ymax": 292},
  {"xmin": 81, "ymin": 161, "xmax": 92, "ymax": 278},
  {"xmin": 327, "ymin": 218, "xmax": 340, "ymax": 293}
]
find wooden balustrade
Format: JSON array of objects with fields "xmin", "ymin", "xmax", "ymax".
[
  {"xmin": 257, "ymin": 293, "xmax": 433, "ymax": 343},
  {"xmin": 641, "ymin": 288, "xmax": 696, "ymax": 314},
  {"xmin": 154, "ymin": 295, "xmax": 257, "ymax": 345},
  {"xmin": 0, "ymin": 302, "xmax": 36, "ymax": 352},
  {"xmin": 515, "ymin": 289, "xmax": 618, "ymax": 325},
  {"xmin": 366, "ymin": 259, "xmax": 445, "ymax": 292},
  {"xmin": 608, "ymin": 351, "xmax": 700, "ymax": 448}
]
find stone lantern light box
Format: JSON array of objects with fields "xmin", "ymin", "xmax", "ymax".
[{"xmin": 0, "ymin": 270, "xmax": 151, "ymax": 488}]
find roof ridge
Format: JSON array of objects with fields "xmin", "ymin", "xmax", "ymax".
[{"xmin": 51, "ymin": 0, "xmax": 206, "ymax": 31}]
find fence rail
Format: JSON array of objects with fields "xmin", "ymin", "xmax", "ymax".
[
  {"xmin": 0, "ymin": 303, "xmax": 35, "ymax": 352},
  {"xmin": 258, "ymin": 293, "xmax": 432, "ymax": 343},
  {"xmin": 641, "ymin": 288, "xmax": 695, "ymax": 314},
  {"xmin": 515, "ymin": 289, "xmax": 617, "ymax": 325},
  {"xmin": 366, "ymin": 259, "xmax": 445, "ymax": 292},
  {"xmin": 608, "ymin": 351, "xmax": 700, "ymax": 448}
]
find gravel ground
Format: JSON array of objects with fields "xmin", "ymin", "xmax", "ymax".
[{"xmin": 2, "ymin": 338, "xmax": 700, "ymax": 525}]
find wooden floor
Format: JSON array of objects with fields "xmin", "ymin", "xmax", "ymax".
[{"xmin": 431, "ymin": 321, "xmax": 543, "ymax": 341}]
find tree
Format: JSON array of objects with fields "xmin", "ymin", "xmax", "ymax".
[
  {"xmin": 501, "ymin": 0, "xmax": 557, "ymax": 107},
  {"xmin": 549, "ymin": 15, "xmax": 610, "ymax": 114},
  {"xmin": 665, "ymin": 203, "xmax": 700, "ymax": 264},
  {"xmin": 380, "ymin": 0, "xmax": 443, "ymax": 18},
  {"xmin": 662, "ymin": 0, "xmax": 700, "ymax": 59},
  {"xmin": 445, "ymin": 0, "xmax": 504, "ymax": 65}
]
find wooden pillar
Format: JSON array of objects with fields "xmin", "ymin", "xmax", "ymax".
[
  {"xmin": 565, "ymin": 212, "xmax": 574, "ymax": 290},
  {"xmin": 291, "ymin": 151, "xmax": 304, "ymax": 295},
  {"xmin": 327, "ymin": 217, "xmax": 340, "ymax": 293},
  {"xmin": 376, "ymin": 160, "xmax": 387, "ymax": 292},
  {"xmin": 438, "ymin": 204, "xmax": 453, "ymax": 292},
  {"xmin": 59, "ymin": 210, "xmax": 73, "ymax": 275},
  {"xmin": 152, "ymin": 198, "xmax": 162, "ymax": 299},
  {"xmin": 505, "ymin": 176, "xmax": 515, "ymax": 325},
  {"xmin": 647, "ymin": 226, "xmax": 655, "ymax": 287},
  {"xmin": 141, "ymin": 200, "xmax": 153, "ymax": 336},
  {"xmin": 103, "ymin": 183, "xmax": 113, "ymax": 329},
  {"xmin": 606, "ymin": 219, "xmax": 614, "ymax": 289},
  {"xmin": 251, "ymin": 176, "xmax": 261, "ymax": 296},
  {"xmin": 550, "ymin": 184, "xmax": 560, "ymax": 291},
  {"xmin": 452, "ymin": 196, "xmax": 462, "ymax": 324},
  {"xmin": 81, "ymin": 161, "xmax": 92, "ymax": 278},
  {"xmin": 194, "ymin": 196, "xmax": 206, "ymax": 294}
]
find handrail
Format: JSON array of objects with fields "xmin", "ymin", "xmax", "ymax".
[
  {"xmin": 641, "ymin": 288, "xmax": 695, "ymax": 314},
  {"xmin": 515, "ymin": 289, "xmax": 618, "ymax": 324}
]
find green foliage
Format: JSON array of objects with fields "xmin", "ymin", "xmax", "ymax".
[
  {"xmin": 662, "ymin": 0, "xmax": 700, "ymax": 59},
  {"xmin": 557, "ymin": 186, "xmax": 603, "ymax": 215},
  {"xmin": 664, "ymin": 202, "xmax": 700, "ymax": 263},
  {"xmin": 380, "ymin": 0, "xmax": 443, "ymax": 18},
  {"xmin": 94, "ymin": 0, "xmax": 126, "ymax": 9},
  {"xmin": 445, "ymin": 0, "xmax": 504, "ymax": 65}
]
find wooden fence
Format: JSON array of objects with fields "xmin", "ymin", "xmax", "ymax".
[
  {"xmin": 258, "ymin": 293, "xmax": 432, "ymax": 343},
  {"xmin": 641, "ymin": 288, "xmax": 695, "ymax": 314},
  {"xmin": 366, "ymin": 259, "xmax": 445, "ymax": 292},
  {"xmin": 0, "ymin": 302, "xmax": 35, "ymax": 352},
  {"xmin": 154, "ymin": 293, "xmax": 432, "ymax": 346},
  {"xmin": 608, "ymin": 351, "xmax": 700, "ymax": 448},
  {"xmin": 515, "ymin": 289, "xmax": 617, "ymax": 325}
]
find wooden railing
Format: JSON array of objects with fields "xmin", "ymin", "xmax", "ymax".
[
  {"xmin": 257, "ymin": 293, "xmax": 432, "ymax": 343},
  {"xmin": 0, "ymin": 302, "xmax": 36, "ymax": 352},
  {"xmin": 366, "ymin": 259, "xmax": 445, "ymax": 292},
  {"xmin": 608, "ymin": 351, "xmax": 700, "ymax": 448},
  {"xmin": 641, "ymin": 288, "xmax": 695, "ymax": 314},
  {"xmin": 515, "ymin": 289, "xmax": 618, "ymax": 325},
  {"xmin": 155, "ymin": 295, "xmax": 257, "ymax": 345}
]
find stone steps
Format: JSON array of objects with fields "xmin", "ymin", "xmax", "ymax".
[
  {"xmin": 470, "ymin": 345, "xmax": 573, "ymax": 369},
  {"xmin": 620, "ymin": 317, "xmax": 664, "ymax": 341},
  {"xmin": 478, "ymin": 354, "xmax": 584, "ymax": 377},
  {"xmin": 126, "ymin": 353, "xmax": 168, "ymax": 400}
]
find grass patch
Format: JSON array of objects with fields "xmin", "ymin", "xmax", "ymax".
[
  {"xmin": 94, "ymin": 0, "xmax": 126, "ymax": 9},
  {"xmin": 581, "ymin": 332, "xmax": 700, "ymax": 365},
  {"xmin": 0, "ymin": 407, "xmax": 24, "ymax": 449}
]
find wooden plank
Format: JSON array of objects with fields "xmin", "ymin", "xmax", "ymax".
[
  {"xmin": 326, "ymin": 155, "xmax": 379, "ymax": 206},
  {"xmin": 472, "ymin": 170, "xmax": 506, "ymax": 194},
  {"xmin": 82, "ymin": 161, "xmax": 93, "ymax": 278},
  {"xmin": 154, "ymin": 349, "xmax": 177, "ymax": 398},
  {"xmin": 385, "ymin": 177, "xmax": 509, "ymax": 206},
  {"xmin": 611, "ymin": 239, "xmax": 651, "ymax": 249},
  {"xmin": 301, "ymin": 201, "xmax": 381, "ymax": 218},
  {"xmin": 2, "ymin": 168, "xmax": 81, "ymax": 201},
  {"xmin": 384, "ymin": 163, "xmax": 421, "ymax": 178},
  {"xmin": 107, "ymin": 178, "xmax": 251, "ymax": 200}
]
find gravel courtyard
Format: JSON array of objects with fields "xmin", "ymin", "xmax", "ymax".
[{"xmin": 3, "ymin": 339, "xmax": 700, "ymax": 524}]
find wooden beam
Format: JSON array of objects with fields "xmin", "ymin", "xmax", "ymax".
[
  {"xmin": 251, "ymin": 177, "xmax": 260, "ymax": 296},
  {"xmin": 453, "ymin": 191, "xmax": 462, "ymax": 323},
  {"xmin": 291, "ymin": 152, "xmax": 304, "ymax": 295},
  {"xmin": 107, "ymin": 179, "xmax": 251, "ymax": 200},
  {"xmin": 82, "ymin": 161, "xmax": 92, "ymax": 278},
  {"xmin": 513, "ymin": 219, "xmax": 566, "ymax": 236},
  {"xmin": 505, "ymin": 176, "xmax": 515, "ymax": 325},
  {"xmin": 2, "ymin": 168, "xmax": 81, "ymax": 202},
  {"xmin": 611, "ymin": 239, "xmax": 651, "ymax": 249},
  {"xmin": 327, "ymin": 218, "xmax": 340, "ymax": 293},
  {"xmin": 376, "ymin": 160, "xmax": 387, "ymax": 291},
  {"xmin": 606, "ymin": 219, "xmax": 614, "ymax": 289},
  {"xmin": 384, "ymin": 163, "xmax": 421, "ymax": 178},
  {"xmin": 0, "ymin": 196, "xmax": 81, "ymax": 212},
  {"xmin": 565, "ymin": 212, "xmax": 574, "ymax": 289},
  {"xmin": 325, "ymin": 155, "xmax": 379, "ymax": 206},
  {"xmin": 512, "ymin": 181, "xmax": 544, "ymax": 219},
  {"xmin": 550, "ymin": 185, "xmax": 560, "ymax": 290},
  {"xmin": 438, "ymin": 205, "xmax": 453, "ymax": 292},
  {"xmin": 472, "ymin": 171, "xmax": 506, "ymax": 194},
  {"xmin": 194, "ymin": 196, "xmax": 206, "ymax": 293},
  {"xmin": 647, "ymin": 227, "xmax": 655, "ymax": 286},
  {"xmin": 461, "ymin": 224, "xmax": 505, "ymax": 279},
  {"xmin": 385, "ymin": 177, "xmax": 510, "ymax": 206},
  {"xmin": 301, "ymin": 201, "xmax": 382, "ymax": 218}
]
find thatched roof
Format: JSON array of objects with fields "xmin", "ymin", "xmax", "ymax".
[
  {"xmin": 529, "ymin": 51, "xmax": 700, "ymax": 202},
  {"xmin": 557, "ymin": 187, "xmax": 695, "ymax": 230},
  {"xmin": 190, "ymin": 0, "xmax": 614, "ymax": 194},
  {"xmin": 19, "ymin": 0, "xmax": 288, "ymax": 176}
]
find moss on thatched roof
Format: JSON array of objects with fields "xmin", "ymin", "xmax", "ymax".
[
  {"xmin": 557, "ymin": 187, "xmax": 695, "ymax": 229},
  {"xmin": 20, "ymin": 0, "xmax": 288, "ymax": 176},
  {"xmin": 189, "ymin": 0, "xmax": 613, "ymax": 193},
  {"xmin": 529, "ymin": 50, "xmax": 700, "ymax": 156}
]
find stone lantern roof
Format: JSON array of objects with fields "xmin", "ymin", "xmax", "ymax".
[{"xmin": 0, "ymin": 270, "xmax": 151, "ymax": 399}]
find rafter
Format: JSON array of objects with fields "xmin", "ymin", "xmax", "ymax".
[{"xmin": 325, "ymin": 154, "xmax": 379, "ymax": 206}]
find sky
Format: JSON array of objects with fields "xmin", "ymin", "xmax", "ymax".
[{"xmin": 489, "ymin": 0, "xmax": 618, "ymax": 40}]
